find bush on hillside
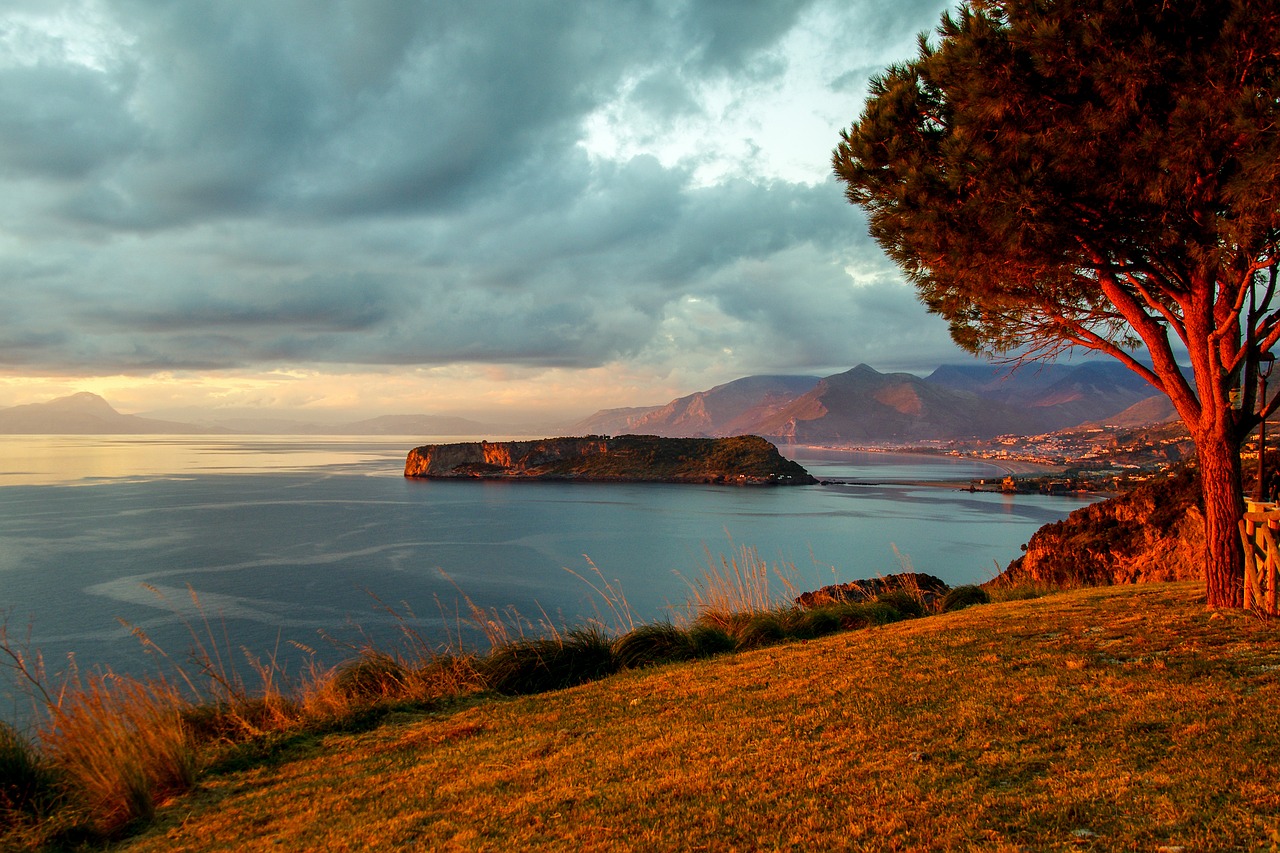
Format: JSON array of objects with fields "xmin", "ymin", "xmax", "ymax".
[
  {"xmin": 941, "ymin": 585, "xmax": 990, "ymax": 612},
  {"xmin": 613, "ymin": 624, "xmax": 696, "ymax": 669},
  {"xmin": 482, "ymin": 626, "xmax": 618, "ymax": 696},
  {"xmin": 0, "ymin": 721, "xmax": 58, "ymax": 824}
]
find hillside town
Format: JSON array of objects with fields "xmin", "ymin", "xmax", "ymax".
[{"xmin": 893, "ymin": 419, "xmax": 1207, "ymax": 493}]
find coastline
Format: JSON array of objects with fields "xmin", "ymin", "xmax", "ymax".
[{"xmin": 785, "ymin": 443, "xmax": 1066, "ymax": 481}]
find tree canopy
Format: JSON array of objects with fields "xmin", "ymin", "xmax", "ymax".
[{"xmin": 834, "ymin": 0, "xmax": 1280, "ymax": 607}]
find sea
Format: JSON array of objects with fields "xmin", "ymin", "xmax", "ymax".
[{"xmin": 0, "ymin": 435, "xmax": 1092, "ymax": 718}]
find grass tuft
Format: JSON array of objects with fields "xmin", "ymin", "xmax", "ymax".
[
  {"xmin": 678, "ymin": 542, "xmax": 799, "ymax": 626},
  {"xmin": 733, "ymin": 612, "xmax": 787, "ymax": 649},
  {"xmin": 39, "ymin": 673, "xmax": 197, "ymax": 838},
  {"xmin": 482, "ymin": 625, "xmax": 619, "ymax": 696},
  {"xmin": 686, "ymin": 624, "xmax": 737, "ymax": 658},
  {"xmin": 330, "ymin": 652, "xmax": 408, "ymax": 703},
  {"xmin": 789, "ymin": 606, "xmax": 844, "ymax": 639},
  {"xmin": 612, "ymin": 623, "xmax": 696, "ymax": 669},
  {"xmin": 0, "ymin": 721, "xmax": 57, "ymax": 825},
  {"xmin": 941, "ymin": 584, "xmax": 991, "ymax": 612}
]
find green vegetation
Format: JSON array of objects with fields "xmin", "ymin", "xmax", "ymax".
[
  {"xmin": 4, "ymin": 549, "xmax": 1278, "ymax": 850},
  {"xmin": 555, "ymin": 435, "xmax": 810, "ymax": 482},
  {"xmin": 0, "ymin": 553, "xmax": 928, "ymax": 849},
  {"xmin": 94, "ymin": 584, "xmax": 1280, "ymax": 851},
  {"xmin": 833, "ymin": 0, "xmax": 1280, "ymax": 607},
  {"xmin": 409, "ymin": 434, "xmax": 816, "ymax": 484}
]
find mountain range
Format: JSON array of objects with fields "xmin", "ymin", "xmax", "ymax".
[
  {"xmin": 2, "ymin": 362, "xmax": 1175, "ymax": 439},
  {"xmin": 0, "ymin": 392, "xmax": 222, "ymax": 435},
  {"xmin": 573, "ymin": 362, "xmax": 1174, "ymax": 442},
  {"xmin": 0, "ymin": 393, "xmax": 488, "ymax": 436}
]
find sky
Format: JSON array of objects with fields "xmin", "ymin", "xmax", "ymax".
[{"xmin": 0, "ymin": 0, "xmax": 972, "ymax": 424}]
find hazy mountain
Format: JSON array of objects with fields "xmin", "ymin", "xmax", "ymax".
[
  {"xmin": 744, "ymin": 365, "xmax": 1048, "ymax": 442},
  {"xmin": 0, "ymin": 395, "xmax": 501, "ymax": 436},
  {"xmin": 926, "ymin": 361, "xmax": 1160, "ymax": 428},
  {"xmin": 924, "ymin": 363, "xmax": 1074, "ymax": 401},
  {"xmin": 0, "ymin": 393, "xmax": 222, "ymax": 434},
  {"xmin": 568, "ymin": 406, "xmax": 665, "ymax": 435},
  {"xmin": 574, "ymin": 362, "xmax": 1172, "ymax": 443},
  {"xmin": 570, "ymin": 375, "xmax": 820, "ymax": 437},
  {"xmin": 1087, "ymin": 394, "xmax": 1178, "ymax": 427}
]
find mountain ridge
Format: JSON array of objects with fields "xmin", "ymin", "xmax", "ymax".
[
  {"xmin": 573, "ymin": 362, "xmax": 1178, "ymax": 442},
  {"xmin": 0, "ymin": 393, "xmax": 223, "ymax": 435}
]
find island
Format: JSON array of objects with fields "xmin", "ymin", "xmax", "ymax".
[{"xmin": 404, "ymin": 435, "xmax": 816, "ymax": 485}]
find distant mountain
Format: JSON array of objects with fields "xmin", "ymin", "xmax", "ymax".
[
  {"xmin": 0, "ymin": 395, "xmax": 497, "ymax": 436},
  {"xmin": 924, "ymin": 363, "xmax": 1073, "ymax": 401},
  {"xmin": 575, "ymin": 362, "xmax": 1178, "ymax": 443},
  {"xmin": 571, "ymin": 375, "xmax": 819, "ymax": 437},
  {"xmin": 1086, "ymin": 394, "xmax": 1178, "ymax": 427},
  {"xmin": 926, "ymin": 361, "xmax": 1160, "ymax": 429},
  {"xmin": 745, "ymin": 365, "xmax": 1047, "ymax": 442},
  {"xmin": 562, "ymin": 406, "xmax": 664, "ymax": 435},
  {"xmin": 0, "ymin": 393, "xmax": 221, "ymax": 434}
]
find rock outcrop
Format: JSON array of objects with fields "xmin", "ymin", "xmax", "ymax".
[
  {"xmin": 795, "ymin": 573, "xmax": 951, "ymax": 609},
  {"xmin": 404, "ymin": 435, "xmax": 816, "ymax": 484},
  {"xmin": 992, "ymin": 466, "xmax": 1204, "ymax": 588}
]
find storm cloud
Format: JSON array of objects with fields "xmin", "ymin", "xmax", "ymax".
[{"xmin": 0, "ymin": 0, "xmax": 964, "ymax": 413}]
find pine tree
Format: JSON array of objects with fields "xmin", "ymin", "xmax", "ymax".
[{"xmin": 834, "ymin": 0, "xmax": 1280, "ymax": 607}]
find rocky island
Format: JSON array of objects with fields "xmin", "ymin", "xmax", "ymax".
[{"xmin": 404, "ymin": 434, "xmax": 816, "ymax": 485}]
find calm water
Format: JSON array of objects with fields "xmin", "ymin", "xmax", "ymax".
[{"xmin": 0, "ymin": 436, "xmax": 1088, "ymax": 713}]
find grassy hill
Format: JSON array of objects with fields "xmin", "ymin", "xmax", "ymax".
[{"xmin": 107, "ymin": 583, "xmax": 1279, "ymax": 852}]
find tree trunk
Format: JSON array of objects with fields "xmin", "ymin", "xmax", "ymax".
[{"xmin": 1197, "ymin": 426, "xmax": 1245, "ymax": 608}]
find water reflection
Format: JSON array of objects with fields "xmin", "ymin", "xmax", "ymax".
[{"xmin": 0, "ymin": 435, "xmax": 532, "ymax": 486}]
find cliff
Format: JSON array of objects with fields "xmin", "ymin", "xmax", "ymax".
[
  {"xmin": 992, "ymin": 466, "xmax": 1204, "ymax": 588},
  {"xmin": 404, "ymin": 435, "xmax": 816, "ymax": 484}
]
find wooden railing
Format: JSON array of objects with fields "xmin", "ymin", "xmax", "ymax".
[{"xmin": 1240, "ymin": 506, "xmax": 1280, "ymax": 614}]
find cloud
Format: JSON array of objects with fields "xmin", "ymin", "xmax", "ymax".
[{"xmin": 0, "ymin": 0, "xmax": 968, "ymax": 410}]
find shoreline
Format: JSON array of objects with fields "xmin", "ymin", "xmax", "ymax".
[{"xmin": 785, "ymin": 443, "xmax": 1067, "ymax": 477}]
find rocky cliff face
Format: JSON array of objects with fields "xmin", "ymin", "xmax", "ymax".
[
  {"xmin": 993, "ymin": 467, "xmax": 1204, "ymax": 588},
  {"xmin": 405, "ymin": 435, "xmax": 816, "ymax": 484},
  {"xmin": 404, "ymin": 438, "xmax": 610, "ymax": 477}
]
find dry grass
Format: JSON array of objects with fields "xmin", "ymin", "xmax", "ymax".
[
  {"xmin": 110, "ymin": 583, "xmax": 1280, "ymax": 852},
  {"xmin": 677, "ymin": 541, "xmax": 800, "ymax": 627},
  {"xmin": 0, "ymin": 587, "xmax": 490, "ymax": 845},
  {"xmin": 39, "ymin": 674, "xmax": 196, "ymax": 835}
]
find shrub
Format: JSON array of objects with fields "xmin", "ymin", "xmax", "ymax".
[
  {"xmin": 613, "ymin": 624, "xmax": 695, "ymax": 669},
  {"xmin": 408, "ymin": 655, "xmax": 484, "ymax": 698},
  {"xmin": 40, "ymin": 675, "xmax": 197, "ymax": 837},
  {"xmin": 0, "ymin": 721, "xmax": 58, "ymax": 824},
  {"xmin": 875, "ymin": 590, "xmax": 925, "ymax": 618},
  {"xmin": 984, "ymin": 580, "xmax": 1056, "ymax": 603},
  {"xmin": 735, "ymin": 613, "xmax": 786, "ymax": 649},
  {"xmin": 331, "ymin": 653, "xmax": 408, "ymax": 703},
  {"xmin": 686, "ymin": 625, "xmax": 736, "ymax": 659},
  {"xmin": 790, "ymin": 606, "xmax": 844, "ymax": 639},
  {"xmin": 941, "ymin": 585, "xmax": 990, "ymax": 612},
  {"xmin": 854, "ymin": 601, "xmax": 909, "ymax": 626},
  {"xmin": 483, "ymin": 626, "xmax": 618, "ymax": 696}
]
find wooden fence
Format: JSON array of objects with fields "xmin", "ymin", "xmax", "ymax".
[{"xmin": 1240, "ymin": 508, "xmax": 1280, "ymax": 614}]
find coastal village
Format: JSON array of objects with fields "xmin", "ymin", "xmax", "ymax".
[{"xmin": 879, "ymin": 418, "xmax": 1200, "ymax": 494}]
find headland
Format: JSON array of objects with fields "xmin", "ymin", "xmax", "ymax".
[{"xmin": 404, "ymin": 434, "xmax": 816, "ymax": 484}]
